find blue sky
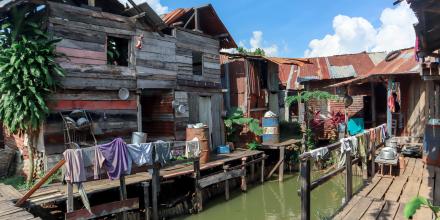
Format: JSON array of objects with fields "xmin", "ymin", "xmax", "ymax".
[{"xmin": 157, "ymin": 0, "xmax": 416, "ymax": 58}]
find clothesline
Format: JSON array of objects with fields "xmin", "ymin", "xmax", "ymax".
[
  {"xmin": 62, "ymin": 138, "xmax": 201, "ymax": 213},
  {"xmin": 306, "ymin": 124, "xmax": 387, "ymax": 166}
]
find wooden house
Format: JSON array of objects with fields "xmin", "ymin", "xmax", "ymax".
[
  {"xmin": 0, "ymin": 0, "xmax": 236, "ymax": 176},
  {"xmin": 279, "ymin": 49, "xmax": 422, "ymax": 139},
  {"xmin": 407, "ymin": 0, "xmax": 440, "ymax": 120}
]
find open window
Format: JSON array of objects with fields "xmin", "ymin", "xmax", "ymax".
[
  {"xmin": 107, "ymin": 36, "xmax": 129, "ymax": 66},
  {"xmin": 192, "ymin": 51, "xmax": 203, "ymax": 75}
]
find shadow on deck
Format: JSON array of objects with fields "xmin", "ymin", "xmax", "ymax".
[{"xmin": 334, "ymin": 157, "xmax": 438, "ymax": 220}]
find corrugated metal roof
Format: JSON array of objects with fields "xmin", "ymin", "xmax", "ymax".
[
  {"xmin": 162, "ymin": 5, "xmax": 237, "ymax": 49},
  {"xmin": 326, "ymin": 47, "xmax": 419, "ymax": 88},
  {"xmin": 329, "ymin": 65, "xmax": 356, "ymax": 79},
  {"xmin": 367, "ymin": 48, "xmax": 418, "ymax": 75},
  {"xmin": 368, "ymin": 52, "xmax": 388, "ymax": 65}
]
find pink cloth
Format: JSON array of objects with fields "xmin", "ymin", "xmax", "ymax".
[{"xmin": 63, "ymin": 149, "xmax": 86, "ymax": 183}]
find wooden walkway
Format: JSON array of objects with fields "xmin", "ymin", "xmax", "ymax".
[
  {"xmin": 0, "ymin": 184, "xmax": 40, "ymax": 220},
  {"xmin": 24, "ymin": 149, "xmax": 263, "ymax": 206},
  {"xmin": 334, "ymin": 157, "xmax": 438, "ymax": 220}
]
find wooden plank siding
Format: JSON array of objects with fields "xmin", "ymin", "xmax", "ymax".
[{"xmin": 29, "ymin": 2, "xmax": 226, "ymax": 168}]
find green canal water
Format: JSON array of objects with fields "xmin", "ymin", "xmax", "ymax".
[{"xmin": 176, "ymin": 172, "xmax": 364, "ymax": 220}]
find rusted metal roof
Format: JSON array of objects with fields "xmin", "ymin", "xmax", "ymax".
[
  {"xmin": 366, "ymin": 47, "xmax": 419, "ymax": 75},
  {"xmin": 163, "ymin": 4, "xmax": 237, "ymax": 49},
  {"xmin": 326, "ymin": 48, "xmax": 419, "ymax": 88},
  {"xmin": 265, "ymin": 57, "xmax": 310, "ymax": 66}
]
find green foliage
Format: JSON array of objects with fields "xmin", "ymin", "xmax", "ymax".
[
  {"xmin": 236, "ymin": 46, "xmax": 266, "ymax": 56},
  {"xmin": 0, "ymin": 6, "xmax": 64, "ymax": 134},
  {"xmin": 224, "ymin": 108, "xmax": 263, "ymax": 143},
  {"xmin": 107, "ymin": 37, "xmax": 120, "ymax": 65},
  {"xmin": 305, "ymin": 128, "xmax": 316, "ymax": 149},
  {"xmin": 404, "ymin": 196, "xmax": 440, "ymax": 219},
  {"xmin": 286, "ymin": 90, "xmax": 338, "ymax": 106},
  {"xmin": 247, "ymin": 141, "xmax": 261, "ymax": 150}
]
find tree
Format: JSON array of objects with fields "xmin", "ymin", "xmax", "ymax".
[
  {"xmin": 0, "ymin": 6, "xmax": 65, "ymax": 183},
  {"xmin": 286, "ymin": 90, "xmax": 338, "ymax": 150},
  {"xmin": 236, "ymin": 47, "xmax": 266, "ymax": 56}
]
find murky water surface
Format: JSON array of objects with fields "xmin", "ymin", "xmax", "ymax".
[{"xmin": 177, "ymin": 171, "xmax": 363, "ymax": 220}]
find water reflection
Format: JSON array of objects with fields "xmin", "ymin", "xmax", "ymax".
[{"xmin": 176, "ymin": 171, "xmax": 363, "ymax": 220}]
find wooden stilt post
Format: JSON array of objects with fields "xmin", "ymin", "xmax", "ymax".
[
  {"xmin": 193, "ymin": 159, "xmax": 202, "ymax": 212},
  {"xmin": 250, "ymin": 156, "xmax": 255, "ymax": 182},
  {"xmin": 261, "ymin": 154, "xmax": 266, "ymax": 183},
  {"xmin": 223, "ymin": 165, "xmax": 230, "ymax": 200},
  {"xmin": 152, "ymin": 163, "xmax": 159, "ymax": 220},
  {"xmin": 66, "ymin": 182, "xmax": 74, "ymax": 213},
  {"xmin": 300, "ymin": 158, "xmax": 310, "ymax": 220},
  {"xmin": 119, "ymin": 176, "xmax": 127, "ymax": 220},
  {"xmin": 241, "ymin": 157, "xmax": 247, "ymax": 192},
  {"xmin": 141, "ymin": 182, "xmax": 150, "ymax": 220},
  {"xmin": 371, "ymin": 82, "xmax": 377, "ymax": 127},
  {"xmin": 371, "ymin": 142, "xmax": 376, "ymax": 177},
  {"xmin": 279, "ymin": 147, "xmax": 285, "ymax": 182},
  {"xmin": 345, "ymin": 150, "xmax": 353, "ymax": 203}
]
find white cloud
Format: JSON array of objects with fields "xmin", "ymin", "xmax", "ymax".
[
  {"xmin": 304, "ymin": 2, "xmax": 417, "ymax": 57},
  {"xmin": 119, "ymin": 0, "xmax": 168, "ymax": 15},
  {"xmin": 249, "ymin": 31, "xmax": 278, "ymax": 56}
]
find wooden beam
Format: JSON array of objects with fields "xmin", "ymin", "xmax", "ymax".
[
  {"xmin": 345, "ymin": 150, "xmax": 353, "ymax": 203},
  {"xmin": 193, "ymin": 160, "xmax": 203, "ymax": 212},
  {"xmin": 194, "ymin": 8, "xmax": 201, "ymax": 32},
  {"xmin": 223, "ymin": 165, "xmax": 230, "ymax": 200},
  {"xmin": 241, "ymin": 157, "xmax": 247, "ymax": 192},
  {"xmin": 279, "ymin": 147, "xmax": 285, "ymax": 182},
  {"xmin": 261, "ymin": 154, "xmax": 266, "ymax": 183},
  {"xmin": 141, "ymin": 182, "xmax": 150, "ymax": 220},
  {"xmin": 198, "ymin": 169, "xmax": 245, "ymax": 188},
  {"xmin": 300, "ymin": 159, "xmax": 311, "ymax": 220},
  {"xmin": 16, "ymin": 159, "xmax": 66, "ymax": 207},
  {"xmin": 183, "ymin": 12, "xmax": 195, "ymax": 29},
  {"xmin": 371, "ymin": 82, "xmax": 377, "ymax": 127},
  {"xmin": 66, "ymin": 182, "xmax": 74, "ymax": 213},
  {"xmin": 65, "ymin": 198, "xmax": 139, "ymax": 220},
  {"xmin": 151, "ymin": 163, "xmax": 159, "ymax": 220}
]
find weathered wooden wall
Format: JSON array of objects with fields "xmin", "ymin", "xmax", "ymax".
[
  {"xmin": 141, "ymin": 90, "xmax": 175, "ymax": 140},
  {"xmin": 401, "ymin": 76, "xmax": 427, "ymax": 137}
]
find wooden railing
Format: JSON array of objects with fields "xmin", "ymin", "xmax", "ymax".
[{"xmin": 298, "ymin": 124, "xmax": 386, "ymax": 220}]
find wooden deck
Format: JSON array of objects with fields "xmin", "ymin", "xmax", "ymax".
[
  {"xmin": 334, "ymin": 157, "xmax": 438, "ymax": 220},
  {"xmin": 24, "ymin": 149, "xmax": 263, "ymax": 206},
  {"xmin": 0, "ymin": 184, "xmax": 41, "ymax": 220}
]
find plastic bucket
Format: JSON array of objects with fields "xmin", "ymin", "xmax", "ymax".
[{"xmin": 132, "ymin": 132, "xmax": 147, "ymax": 145}]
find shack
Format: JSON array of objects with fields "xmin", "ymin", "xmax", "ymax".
[{"xmin": 1, "ymin": 0, "xmax": 236, "ymax": 178}]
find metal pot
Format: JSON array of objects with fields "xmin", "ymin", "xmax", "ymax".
[{"xmin": 380, "ymin": 147, "xmax": 397, "ymax": 160}]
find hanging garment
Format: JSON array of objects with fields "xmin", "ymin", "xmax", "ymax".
[
  {"xmin": 154, "ymin": 140, "xmax": 172, "ymax": 166},
  {"xmin": 64, "ymin": 149, "xmax": 87, "ymax": 183},
  {"xmin": 388, "ymin": 95, "xmax": 396, "ymax": 113},
  {"xmin": 97, "ymin": 138, "xmax": 131, "ymax": 180},
  {"xmin": 309, "ymin": 147, "xmax": 329, "ymax": 160},
  {"xmin": 338, "ymin": 136, "xmax": 359, "ymax": 168},
  {"xmin": 358, "ymin": 134, "xmax": 368, "ymax": 171},
  {"xmin": 127, "ymin": 143, "xmax": 153, "ymax": 166}
]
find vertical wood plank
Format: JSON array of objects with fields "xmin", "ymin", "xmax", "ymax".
[
  {"xmin": 261, "ymin": 154, "xmax": 266, "ymax": 183},
  {"xmin": 152, "ymin": 163, "xmax": 159, "ymax": 220},
  {"xmin": 141, "ymin": 182, "xmax": 150, "ymax": 220},
  {"xmin": 371, "ymin": 82, "xmax": 377, "ymax": 127},
  {"xmin": 223, "ymin": 165, "xmax": 229, "ymax": 200},
  {"xmin": 387, "ymin": 78, "xmax": 394, "ymax": 134},
  {"xmin": 279, "ymin": 147, "xmax": 285, "ymax": 182},
  {"xmin": 250, "ymin": 156, "xmax": 255, "ymax": 182},
  {"xmin": 137, "ymin": 93, "xmax": 142, "ymax": 132},
  {"xmin": 119, "ymin": 176, "xmax": 127, "ymax": 220},
  {"xmin": 241, "ymin": 157, "xmax": 247, "ymax": 192},
  {"xmin": 345, "ymin": 150, "xmax": 353, "ymax": 203},
  {"xmin": 300, "ymin": 159, "xmax": 311, "ymax": 220},
  {"xmin": 66, "ymin": 182, "xmax": 74, "ymax": 213},
  {"xmin": 435, "ymin": 84, "xmax": 440, "ymax": 118},
  {"xmin": 193, "ymin": 159, "xmax": 203, "ymax": 212}
]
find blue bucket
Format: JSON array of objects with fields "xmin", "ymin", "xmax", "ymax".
[{"xmin": 262, "ymin": 116, "xmax": 279, "ymax": 144}]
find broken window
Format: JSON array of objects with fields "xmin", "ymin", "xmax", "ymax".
[
  {"xmin": 107, "ymin": 36, "xmax": 129, "ymax": 66},
  {"xmin": 192, "ymin": 51, "xmax": 203, "ymax": 75}
]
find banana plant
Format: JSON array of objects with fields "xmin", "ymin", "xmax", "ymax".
[
  {"xmin": 0, "ymin": 6, "xmax": 65, "ymax": 183},
  {"xmin": 404, "ymin": 196, "xmax": 440, "ymax": 219}
]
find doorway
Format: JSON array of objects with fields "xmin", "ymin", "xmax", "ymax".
[{"xmin": 198, "ymin": 96, "xmax": 213, "ymax": 148}]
